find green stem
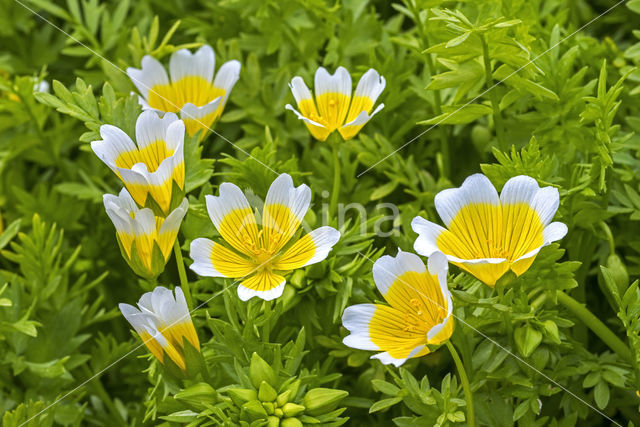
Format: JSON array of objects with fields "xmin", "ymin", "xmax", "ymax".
[
  {"xmin": 82, "ymin": 365, "xmax": 125, "ymax": 424},
  {"xmin": 496, "ymin": 285, "xmax": 513, "ymax": 343},
  {"xmin": 329, "ymin": 137, "xmax": 341, "ymax": 219},
  {"xmin": 557, "ymin": 291, "xmax": 633, "ymax": 364},
  {"xmin": 479, "ymin": 34, "xmax": 506, "ymax": 150},
  {"xmin": 262, "ymin": 300, "xmax": 273, "ymax": 342},
  {"xmin": 410, "ymin": 2, "xmax": 449, "ymax": 178},
  {"xmin": 446, "ymin": 341, "xmax": 475, "ymax": 427},
  {"xmin": 174, "ymin": 239, "xmax": 193, "ymax": 310}
]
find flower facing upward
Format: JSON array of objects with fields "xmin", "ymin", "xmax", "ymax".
[
  {"xmin": 342, "ymin": 251, "xmax": 453, "ymax": 367},
  {"xmin": 412, "ymin": 174, "xmax": 568, "ymax": 287},
  {"xmin": 189, "ymin": 173, "xmax": 341, "ymax": 301},
  {"xmin": 120, "ymin": 286, "xmax": 199, "ymax": 371},
  {"xmin": 104, "ymin": 188, "xmax": 188, "ymax": 279},
  {"xmin": 286, "ymin": 66, "xmax": 385, "ymax": 141},
  {"xmin": 91, "ymin": 110, "xmax": 185, "ymax": 216},
  {"xmin": 127, "ymin": 45, "xmax": 240, "ymax": 137}
]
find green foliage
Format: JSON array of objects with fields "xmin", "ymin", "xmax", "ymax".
[{"xmin": 1, "ymin": 0, "xmax": 640, "ymax": 425}]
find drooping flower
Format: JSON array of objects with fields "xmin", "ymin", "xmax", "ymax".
[
  {"xmin": 189, "ymin": 173, "xmax": 340, "ymax": 301},
  {"xmin": 411, "ymin": 174, "xmax": 568, "ymax": 287},
  {"xmin": 104, "ymin": 188, "xmax": 188, "ymax": 279},
  {"xmin": 127, "ymin": 45, "xmax": 240, "ymax": 137},
  {"xmin": 119, "ymin": 286, "xmax": 199, "ymax": 371},
  {"xmin": 342, "ymin": 250, "xmax": 453, "ymax": 367},
  {"xmin": 285, "ymin": 66, "xmax": 385, "ymax": 141},
  {"xmin": 91, "ymin": 110, "xmax": 185, "ymax": 216}
]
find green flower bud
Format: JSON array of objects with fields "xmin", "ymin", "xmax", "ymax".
[
  {"xmin": 227, "ymin": 388, "xmax": 258, "ymax": 407},
  {"xmin": 250, "ymin": 353, "xmax": 276, "ymax": 388},
  {"xmin": 242, "ymin": 400, "xmax": 268, "ymax": 419},
  {"xmin": 289, "ymin": 269, "xmax": 305, "ymax": 288},
  {"xmin": 281, "ymin": 418, "xmax": 303, "ymax": 427},
  {"xmin": 174, "ymin": 382, "xmax": 216, "ymax": 410},
  {"xmin": 259, "ymin": 381, "xmax": 278, "ymax": 402},
  {"xmin": 284, "ymin": 379, "xmax": 301, "ymax": 398},
  {"xmin": 276, "ymin": 390, "xmax": 292, "ymax": 407},
  {"xmin": 267, "ymin": 416, "xmax": 280, "ymax": 427},
  {"xmin": 263, "ymin": 402, "xmax": 275, "ymax": 415},
  {"xmin": 282, "ymin": 403, "xmax": 305, "ymax": 417},
  {"xmin": 303, "ymin": 388, "xmax": 349, "ymax": 416},
  {"xmin": 274, "ymin": 408, "xmax": 284, "ymax": 418}
]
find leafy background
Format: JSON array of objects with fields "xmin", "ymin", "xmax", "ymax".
[{"xmin": 2, "ymin": 0, "xmax": 640, "ymax": 425}]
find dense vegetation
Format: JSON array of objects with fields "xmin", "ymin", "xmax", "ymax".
[{"xmin": 2, "ymin": 0, "xmax": 640, "ymax": 425}]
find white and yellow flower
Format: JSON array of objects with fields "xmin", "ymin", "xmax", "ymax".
[
  {"xmin": 127, "ymin": 45, "xmax": 240, "ymax": 137},
  {"xmin": 285, "ymin": 67, "xmax": 385, "ymax": 141},
  {"xmin": 92, "ymin": 110, "xmax": 185, "ymax": 216},
  {"xmin": 189, "ymin": 173, "xmax": 340, "ymax": 301},
  {"xmin": 104, "ymin": 188, "xmax": 188, "ymax": 278},
  {"xmin": 119, "ymin": 286, "xmax": 199, "ymax": 371},
  {"xmin": 342, "ymin": 250, "xmax": 454, "ymax": 367},
  {"xmin": 412, "ymin": 174, "xmax": 568, "ymax": 287}
]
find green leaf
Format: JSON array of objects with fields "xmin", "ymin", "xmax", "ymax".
[
  {"xmin": 420, "ymin": 104, "xmax": 493, "ymax": 125},
  {"xmin": 593, "ymin": 381, "xmax": 610, "ymax": 409},
  {"xmin": 369, "ymin": 397, "xmax": 403, "ymax": 413},
  {"xmin": 514, "ymin": 324, "xmax": 542, "ymax": 357}
]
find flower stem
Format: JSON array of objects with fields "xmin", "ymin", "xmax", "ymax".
[
  {"xmin": 557, "ymin": 291, "xmax": 633, "ymax": 364},
  {"xmin": 262, "ymin": 300, "xmax": 273, "ymax": 342},
  {"xmin": 446, "ymin": 341, "xmax": 475, "ymax": 427},
  {"xmin": 410, "ymin": 3, "xmax": 449, "ymax": 178},
  {"xmin": 82, "ymin": 365, "xmax": 125, "ymax": 424},
  {"xmin": 174, "ymin": 238, "xmax": 193, "ymax": 310},
  {"xmin": 329, "ymin": 136, "xmax": 341, "ymax": 219},
  {"xmin": 479, "ymin": 34, "xmax": 506, "ymax": 150}
]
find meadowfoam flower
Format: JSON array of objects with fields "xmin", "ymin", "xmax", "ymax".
[
  {"xmin": 285, "ymin": 66, "xmax": 385, "ymax": 141},
  {"xmin": 342, "ymin": 251, "xmax": 453, "ymax": 367},
  {"xmin": 104, "ymin": 188, "xmax": 188, "ymax": 279},
  {"xmin": 411, "ymin": 174, "xmax": 568, "ymax": 287},
  {"xmin": 189, "ymin": 173, "xmax": 341, "ymax": 301},
  {"xmin": 119, "ymin": 286, "xmax": 199, "ymax": 371},
  {"xmin": 127, "ymin": 45, "xmax": 240, "ymax": 137},
  {"xmin": 91, "ymin": 110, "xmax": 185, "ymax": 216}
]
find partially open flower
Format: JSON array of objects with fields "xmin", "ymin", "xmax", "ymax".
[
  {"xmin": 412, "ymin": 174, "xmax": 568, "ymax": 286},
  {"xmin": 189, "ymin": 173, "xmax": 340, "ymax": 301},
  {"xmin": 104, "ymin": 188, "xmax": 188, "ymax": 279},
  {"xmin": 119, "ymin": 286, "xmax": 199, "ymax": 371},
  {"xmin": 91, "ymin": 110, "xmax": 185, "ymax": 216},
  {"xmin": 342, "ymin": 251, "xmax": 453, "ymax": 367},
  {"xmin": 127, "ymin": 45, "xmax": 240, "ymax": 138},
  {"xmin": 286, "ymin": 67, "xmax": 385, "ymax": 141}
]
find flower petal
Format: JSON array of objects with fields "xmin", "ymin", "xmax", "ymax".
[
  {"xmin": 338, "ymin": 104, "xmax": 384, "ymax": 140},
  {"xmin": 411, "ymin": 216, "xmax": 446, "ymax": 258},
  {"xmin": 205, "ymin": 183, "xmax": 260, "ymax": 258},
  {"xmin": 368, "ymin": 304, "xmax": 430, "ymax": 366},
  {"xmin": 271, "ymin": 226, "xmax": 340, "ymax": 270},
  {"xmin": 189, "ymin": 237, "xmax": 257, "ymax": 278},
  {"xmin": 262, "ymin": 173, "xmax": 311, "ymax": 253},
  {"xmin": 237, "ymin": 270, "xmax": 286, "ymax": 301},
  {"xmin": 500, "ymin": 175, "xmax": 560, "ymax": 226},
  {"xmin": 170, "ymin": 45, "xmax": 215, "ymax": 84},
  {"xmin": 372, "ymin": 250, "xmax": 450, "ymax": 327},
  {"xmin": 314, "ymin": 66, "xmax": 351, "ymax": 130},
  {"xmin": 156, "ymin": 198, "xmax": 189, "ymax": 258},
  {"xmin": 127, "ymin": 55, "xmax": 170, "ymax": 100},
  {"xmin": 342, "ymin": 304, "xmax": 380, "ymax": 351},
  {"xmin": 180, "ymin": 97, "xmax": 223, "ymax": 137},
  {"xmin": 451, "ymin": 258, "xmax": 510, "ymax": 287},
  {"xmin": 434, "ymin": 173, "xmax": 499, "ymax": 227},
  {"xmin": 91, "ymin": 124, "xmax": 137, "ymax": 172}
]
